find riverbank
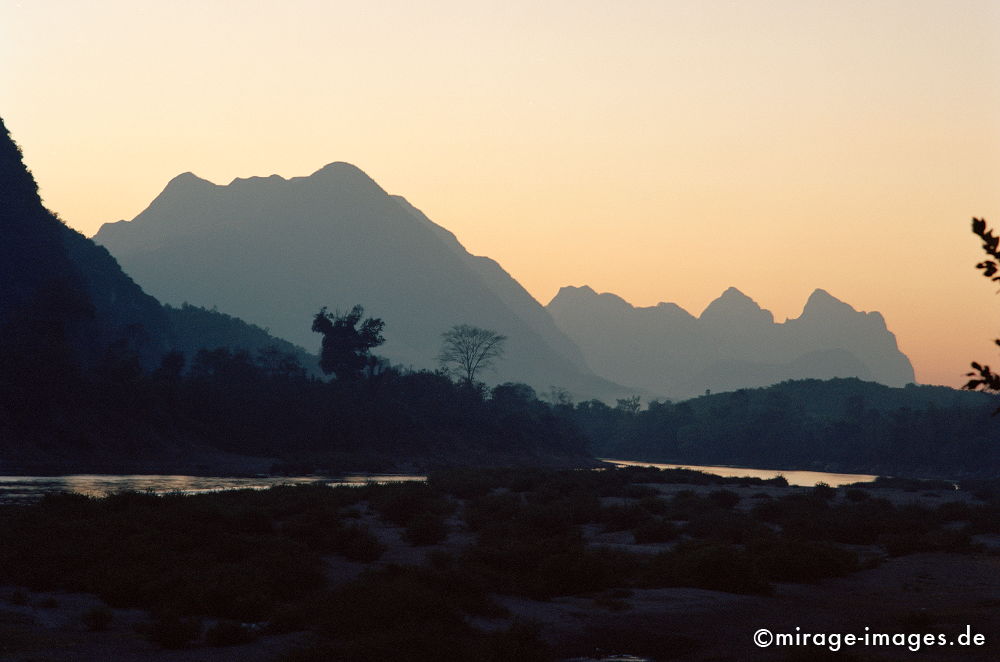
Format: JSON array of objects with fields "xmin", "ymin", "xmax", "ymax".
[{"xmin": 0, "ymin": 466, "xmax": 997, "ymax": 661}]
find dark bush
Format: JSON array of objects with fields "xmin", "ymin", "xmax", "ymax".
[
  {"xmin": 644, "ymin": 542, "xmax": 771, "ymax": 595},
  {"xmin": 601, "ymin": 504, "xmax": 653, "ymax": 532},
  {"xmin": 812, "ymin": 483, "xmax": 837, "ymax": 500},
  {"xmin": 404, "ymin": 512, "xmax": 449, "ymax": 546},
  {"xmin": 144, "ymin": 613, "xmax": 202, "ymax": 649},
  {"xmin": 205, "ymin": 620, "xmax": 257, "ymax": 646},
  {"xmin": 752, "ymin": 539, "xmax": 857, "ymax": 582},
  {"xmin": 82, "ymin": 605, "xmax": 113, "ymax": 631},
  {"xmin": 633, "ymin": 518, "xmax": 679, "ymax": 544},
  {"xmin": 845, "ymin": 488, "xmax": 870, "ymax": 502},
  {"xmin": 708, "ymin": 489, "xmax": 741, "ymax": 509}
]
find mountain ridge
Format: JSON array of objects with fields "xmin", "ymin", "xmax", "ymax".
[
  {"xmin": 94, "ymin": 163, "xmax": 625, "ymax": 399},
  {"xmin": 547, "ymin": 284, "xmax": 915, "ymax": 399}
]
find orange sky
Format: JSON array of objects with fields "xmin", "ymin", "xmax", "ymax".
[{"xmin": 2, "ymin": 0, "xmax": 999, "ymax": 387}]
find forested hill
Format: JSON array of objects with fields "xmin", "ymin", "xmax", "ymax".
[
  {"xmin": 0, "ymin": 116, "xmax": 592, "ymax": 474},
  {"xmin": 564, "ymin": 378, "xmax": 1000, "ymax": 479}
]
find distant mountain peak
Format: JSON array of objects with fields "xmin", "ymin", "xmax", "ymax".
[
  {"xmin": 310, "ymin": 161, "xmax": 370, "ymax": 180},
  {"xmin": 548, "ymin": 285, "xmax": 633, "ymax": 312},
  {"xmin": 803, "ymin": 288, "xmax": 853, "ymax": 313},
  {"xmin": 700, "ymin": 287, "xmax": 774, "ymax": 325},
  {"xmin": 555, "ymin": 285, "xmax": 598, "ymax": 298},
  {"xmin": 796, "ymin": 288, "xmax": 888, "ymax": 332},
  {"xmin": 164, "ymin": 171, "xmax": 214, "ymax": 191}
]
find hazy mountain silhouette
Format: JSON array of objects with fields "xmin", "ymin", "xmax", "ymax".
[
  {"xmin": 0, "ymin": 116, "xmax": 171, "ymax": 368},
  {"xmin": 95, "ymin": 163, "xmax": 623, "ymax": 398},
  {"xmin": 547, "ymin": 285, "xmax": 915, "ymax": 399}
]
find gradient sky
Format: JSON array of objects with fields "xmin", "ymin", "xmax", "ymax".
[{"xmin": 2, "ymin": 0, "xmax": 999, "ymax": 387}]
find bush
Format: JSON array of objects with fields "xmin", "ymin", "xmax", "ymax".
[
  {"xmin": 205, "ymin": 620, "xmax": 257, "ymax": 646},
  {"xmin": 752, "ymin": 540, "xmax": 857, "ymax": 582},
  {"xmin": 601, "ymin": 504, "xmax": 653, "ymax": 532},
  {"xmin": 82, "ymin": 606, "xmax": 113, "ymax": 631},
  {"xmin": 633, "ymin": 518, "xmax": 679, "ymax": 544},
  {"xmin": 144, "ymin": 613, "xmax": 202, "ymax": 649},
  {"xmin": 337, "ymin": 523, "xmax": 386, "ymax": 561},
  {"xmin": 405, "ymin": 513, "xmax": 449, "ymax": 546},
  {"xmin": 708, "ymin": 490, "xmax": 741, "ymax": 509},
  {"xmin": 812, "ymin": 483, "xmax": 837, "ymax": 501},
  {"xmin": 845, "ymin": 488, "xmax": 870, "ymax": 502},
  {"xmin": 644, "ymin": 542, "xmax": 771, "ymax": 595}
]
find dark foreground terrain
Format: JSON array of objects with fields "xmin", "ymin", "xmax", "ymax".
[{"xmin": 1, "ymin": 466, "xmax": 998, "ymax": 661}]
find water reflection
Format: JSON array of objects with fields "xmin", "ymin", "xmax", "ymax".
[
  {"xmin": 603, "ymin": 459, "xmax": 877, "ymax": 487},
  {"xmin": 0, "ymin": 474, "xmax": 425, "ymax": 504}
]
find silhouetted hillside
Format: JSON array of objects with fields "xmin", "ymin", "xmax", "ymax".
[
  {"xmin": 1, "ymin": 118, "xmax": 595, "ymax": 473},
  {"xmin": 547, "ymin": 285, "xmax": 915, "ymax": 399},
  {"xmin": 93, "ymin": 164, "xmax": 625, "ymax": 400},
  {"xmin": 562, "ymin": 378, "xmax": 1000, "ymax": 478},
  {"xmin": 0, "ymin": 117, "xmax": 175, "ymax": 366},
  {"xmin": 164, "ymin": 303, "xmax": 317, "ymax": 374}
]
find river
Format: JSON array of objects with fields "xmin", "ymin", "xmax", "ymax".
[
  {"xmin": 0, "ymin": 473, "xmax": 425, "ymax": 504},
  {"xmin": 602, "ymin": 459, "xmax": 877, "ymax": 487},
  {"xmin": 0, "ymin": 461, "xmax": 878, "ymax": 503}
]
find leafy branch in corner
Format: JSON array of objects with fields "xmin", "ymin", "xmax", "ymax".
[{"xmin": 965, "ymin": 218, "xmax": 1000, "ymax": 404}]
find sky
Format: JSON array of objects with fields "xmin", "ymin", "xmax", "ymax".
[{"xmin": 2, "ymin": 0, "xmax": 999, "ymax": 387}]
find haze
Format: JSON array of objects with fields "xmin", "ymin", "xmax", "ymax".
[{"xmin": 2, "ymin": 0, "xmax": 998, "ymax": 387}]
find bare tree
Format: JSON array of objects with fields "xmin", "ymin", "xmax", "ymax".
[{"xmin": 438, "ymin": 324, "xmax": 507, "ymax": 385}]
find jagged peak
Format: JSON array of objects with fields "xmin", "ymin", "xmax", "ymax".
[
  {"xmin": 801, "ymin": 288, "xmax": 858, "ymax": 316},
  {"xmin": 654, "ymin": 301, "xmax": 694, "ymax": 316},
  {"xmin": 548, "ymin": 285, "xmax": 634, "ymax": 310},
  {"xmin": 163, "ymin": 171, "xmax": 215, "ymax": 190},
  {"xmin": 700, "ymin": 287, "xmax": 774, "ymax": 324},
  {"xmin": 558, "ymin": 284, "xmax": 598, "ymax": 297}
]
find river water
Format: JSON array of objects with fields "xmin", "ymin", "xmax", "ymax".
[
  {"xmin": 603, "ymin": 459, "xmax": 877, "ymax": 487},
  {"xmin": 0, "ymin": 461, "xmax": 878, "ymax": 503},
  {"xmin": 0, "ymin": 473, "xmax": 425, "ymax": 504}
]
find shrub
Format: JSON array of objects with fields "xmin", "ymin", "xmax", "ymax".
[
  {"xmin": 812, "ymin": 483, "xmax": 837, "ymax": 501},
  {"xmin": 601, "ymin": 504, "xmax": 653, "ymax": 532},
  {"xmin": 845, "ymin": 488, "xmax": 870, "ymax": 502},
  {"xmin": 708, "ymin": 489, "xmax": 741, "ymax": 509},
  {"xmin": 405, "ymin": 513, "xmax": 449, "ymax": 546},
  {"xmin": 334, "ymin": 523, "xmax": 386, "ymax": 562},
  {"xmin": 644, "ymin": 542, "xmax": 771, "ymax": 595},
  {"xmin": 205, "ymin": 620, "xmax": 257, "ymax": 646},
  {"xmin": 633, "ymin": 518, "xmax": 679, "ymax": 544},
  {"xmin": 752, "ymin": 540, "xmax": 857, "ymax": 582},
  {"xmin": 82, "ymin": 606, "xmax": 113, "ymax": 631},
  {"xmin": 144, "ymin": 613, "xmax": 202, "ymax": 649}
]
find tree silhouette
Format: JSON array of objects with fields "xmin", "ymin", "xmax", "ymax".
[
  {"xmin": 312, "ymin": 306, "xmax": 385, "ymax": 381},
  {"xmin": 438, "ymin": 324, "xmax": 507, "ymax": 386},
  {"xmin": 965, "ymin": 218, "xmax": 1000, "ymax": 405}
]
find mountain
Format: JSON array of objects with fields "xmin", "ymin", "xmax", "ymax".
[
  {"xmin": 94, "ymin": 163, "xmax": 623, "ymax": 399},
  {"xmin": 546, "ymin": 285, "xmax": 915, "ymax": 399},
  {"xmin": 0, "ymin": 116, "xmax": 171, "ymax": 369}
]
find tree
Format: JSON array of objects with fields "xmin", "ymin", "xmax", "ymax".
[
  {"xmin": 438, "ymin": 324, "xmax": 507, "ymax": 386},
  {"xmin": 965, "ymin": 218, "xmax": 1000, "ymax": 403},
  {"xmin": 311, "ymin": 305, "xmax": 385, "ymax": 381}
]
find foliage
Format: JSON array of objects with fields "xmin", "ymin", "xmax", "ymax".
[
  {"xmin": 311, "ymin": 305, "xmax": 385, "ymax": 381},
  {"xmin": 965, "ymin": 217, "xmax": 1000, "ymax": 405},
  {"xmin": 559, "ymin": 378, "xmax": 1000, "ymax": 478}
]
